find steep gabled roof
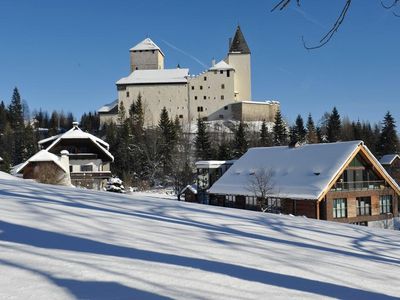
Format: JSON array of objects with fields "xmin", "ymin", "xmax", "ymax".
[
  {"xmin": 129, "ymin": 38, "xmax": 165, "ymax": 56},
  {"xmin": 229, "ymin": 26, "xmax": 251, "ymax": 54},
  {"xmin": 209, "ymin": 141, "xmax": 400, "ymax": 200},
  {"xmin": 39, "ymin": 124, "xmax": 114, "ymax": 162},
  {"xmin": 380, "ymin": 154, "xmax": 400, "ymax": 165}
]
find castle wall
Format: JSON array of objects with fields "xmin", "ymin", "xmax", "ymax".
[
  {"xmin": 188, "ymin": 68, "xmax": 236, "ymax": 122},
  {"xmin": 130, "ymin": 50, "xmax": 164, "ymax": 71}
]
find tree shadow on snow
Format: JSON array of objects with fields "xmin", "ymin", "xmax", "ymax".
[{"xmin": 0, "ymin": 220, "xmax": 398, "ymax": 299}]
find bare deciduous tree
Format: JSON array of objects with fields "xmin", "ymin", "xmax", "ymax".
[
  {"xmin": 272, "ymin": 0, "xmax": 400, "ymax": 49},
  {"xmin": 247, "ymin": 168, "xmax": 278, "ymax": 212}
]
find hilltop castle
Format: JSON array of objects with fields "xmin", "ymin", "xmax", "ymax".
[{"xmin": 98, "ymin": 26, "xmax": 279, "ymax": 127}]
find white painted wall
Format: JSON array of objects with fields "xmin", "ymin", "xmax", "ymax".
[
  {"xmin": 130, "ymin": 50, "xmax": 164, "ymax": 71},
  {"xmin": 226, "ymin": 53, "xmax": 251, "ymax": 101}
]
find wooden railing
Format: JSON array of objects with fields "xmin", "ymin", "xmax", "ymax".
[{"xmin": 331, "ymin": 180, "xmax": 386, "ymax": 191}]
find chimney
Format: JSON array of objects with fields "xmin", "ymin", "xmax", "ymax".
[
  {"xmin": 60, "ymin": 150, "xmax": 70, "ymax": 175},
  {"xmin": 211, "ymin": 58, "xmax": 216, "ymax": 67}
]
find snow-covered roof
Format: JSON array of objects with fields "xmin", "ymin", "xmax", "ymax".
[
  {"xmin": 15, "ymin": 150, "xmax": 68, "ymax": 174},
  {"xmin": 195, "ymin": 160, "xmax": 236, "ymax": 168},
  {"xmin": 379, "ymin": 154, "xmax": 400, "ymax": 165},
  {"xmin": 241, "ymin": 100, "xmax": 280, "ymax": 105},
  {"xmin": 209, "ymin": 141, "xmax": 376, "ymax": 200},
  {"xmin": 117, "ymin": 68, "xmax": 189, "ymax": 85},
  {"xmin": 209, "ymin": 60, "xmax": 234, "ymax": 71},
  {"xmin": 98, "ymin": 99, "xmax": 118, "ymax": 113},
  {"xmin": 129, "ymin": 38, "xmax": 165, "ymax": 56},
  {"xmin": 180, "ymin": 184, "xmax": 198, "ymax": 195},
  {"xmin": 38, "ymin": 123, "xmax": 114, "ymax": 162}
]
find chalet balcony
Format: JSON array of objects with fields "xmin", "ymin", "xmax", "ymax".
[
  {"xmin": 70, "ymin": 171, "xmax": 112, "ymax": 180},
  {"xmin": 330, "ymin": 180, "xmax": 387, "ymax": 192}
]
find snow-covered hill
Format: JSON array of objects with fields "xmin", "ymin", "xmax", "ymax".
[{"xmin": 1, "ymin": 176, "xmax": 399, "ymax": 299}]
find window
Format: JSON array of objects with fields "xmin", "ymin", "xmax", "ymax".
[
  {"xmin": 224, "ymin": 106, "xmax": 228, "ymax": 110},
  {"xmin": 333, "ymin": 198, "xmax": 347, "ymax": 218},
  {"xmin": 80, "ymin": 165, "xmax": 93, "ymax": 172},
  {"xmin": 357, "ymin": 197, "xmax": 371, "ymax": 216},
  {"xmin": 221, "ymin": 95, "xmax": 224, "ymax": 100},
  {"xmin": 69, "ymin": 166, "xmax": 73, "ymax": 173},
  {"xmin": 219, "ymin": 114, "xmax": 224, "ymax": 119},
  {"xmin": 225, "ymin": 195, "xmax": 236, "ymax": 207},
  {"xmin": 197, "ymin": 106, "xmax": 204, "ymax": 112},
  {"xmin": 194, "ymin": 96, "xmax": 198, "ymax": 100},
  {"xmin": 179, "ymin": 114, "xmax": 183, "ymax": 119},
  {"xmin": 191, "ymin": 86, "xmax": 194, "ymax": 90},
  {"xmin": 203, "ymin": 96, "xmax": 207, "ymax": 100},
  {"xmin": 227, "ymin": 70, "xmax": 230, "ymax": 77},
  {"xmin": 267, "ymin": 198, "xmax": 281, "ymax": 208},
  {"xmin": 204, "ymin": 76, "xmax": 207, "ymax": 81},
  {"xmin": 221, "ymin": 84, "xmax": 225, "ymax": 89},
  {"xmin": 380, "ymin": 195, "xmax": 392, "ymax": 214},
  {"xmin": 220, "ymin": 70, "xmax": 223, "ymax": 74},
  {"xmin": 245, "ymin": 196, "xmax": 257, "ymax": 207},
  {"xmin": 126, "ymin": 91, "xmax": 130, "ymax": 97},
  {"xmin": 200, "ymin": 85, "xmax": 203, "ymax": 90}
]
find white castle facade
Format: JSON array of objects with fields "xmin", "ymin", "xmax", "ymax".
[{"xmin": 98, "ymin": 26, "xmax": 279, "ymax": 127}]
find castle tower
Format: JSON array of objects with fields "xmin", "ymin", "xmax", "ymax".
[
  {"xmin": 129, "ymin": 38, "xmax": 165, "ymax": 72},
  {"xmin": 226, "ymin": 26, "xmax": 251, "ymax": 101}
]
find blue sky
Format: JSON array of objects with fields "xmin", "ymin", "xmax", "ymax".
[{"xmin": 0, "ymin": 0, "xmax": 399, "ymax": 125}]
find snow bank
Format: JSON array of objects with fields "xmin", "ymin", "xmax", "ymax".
[{"xmin": 1, "ymin": 178, "xmax": 399, "ymax": 299}]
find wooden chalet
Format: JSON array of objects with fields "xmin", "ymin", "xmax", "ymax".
[
  {"xmin": 208, "ymin": 141, "xmax": 400, "ymax": 229},
  {"xmin": 38, "ymin": 122, "xmax": 114, "ymax": 189}
]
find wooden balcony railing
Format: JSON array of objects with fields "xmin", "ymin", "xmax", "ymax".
[{"xmin": 331, "ymin": 180, "xmax": 386, "ymax": 191}]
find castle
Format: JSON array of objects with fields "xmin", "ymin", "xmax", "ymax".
[{"xmin": 98, "ymin": 26, "xmax": 279, "ymax": 127}]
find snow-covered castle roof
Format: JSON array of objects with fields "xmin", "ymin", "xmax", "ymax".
[
  {"xmin": 117, "ymin": 68, "xmax": 189, "ymax": 85},
  {"xmin": 129, "ymin": 38, "xmax": 165, "ymax": 56}
]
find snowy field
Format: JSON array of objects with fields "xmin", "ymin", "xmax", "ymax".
[{"xmin": 1, "ymin": 175, "xmax": 400, "ymax": 299}]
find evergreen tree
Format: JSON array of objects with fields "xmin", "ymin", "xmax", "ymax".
[
  {"xmin": 118, "ymin": 101, "xmax": 126, "ymax": 125},
  {"xmin": 272, "ymin": 110, "xmax": 287, "ymax": 146},
  {"xmin": 294, "ymin": 114, "xmax": 306, "ymax": 143},
  {"xmin": 194, "ymin": 117, "xmax": 212, "ymax": 160},
  {"xmin": 326, "ymin": 107, "xmax": 342, "ymax": 142},
  {"xmin": 306, "ymin": 113, "xmax": 318, "ymax": 144},
  {"xmin": 233, "ymin": 121, "xmax": 248, "ymax": 158},
  {"xmin": 377, "ymin": 111, "xmax": 399, "ymax": 156},
  {"xmin": 22, "ymin": 123, "xmax": 37, "ymax": 161},
  {"xmin": 353, "ymin": 120, "xmax": 362, "ymax": 140},
  {"xmin": 158, "ymin": 107, "xmax": 176, "ymax": 177},
  {"xmin": 8, "ymin": 88, "xmax": 25, "ymax": 165},
  {"xmin": 259, "ymin": 120, "xmax": 272, "ymax": 147},
  {"xmin": 8, "ymin": 87, "xmax": 24, "ymax": 129},
  {"xmin": 0, "ymin": 101, "xmax": 8, "ymax": 132}
]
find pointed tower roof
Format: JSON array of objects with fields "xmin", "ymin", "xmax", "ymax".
[
  {"xmin": 229, "ymin": 26, "xmax": 251, "ymax": 54},
  {"xmin": 130, "ymin": 38, "xmax": 165, "ymax": 56}
]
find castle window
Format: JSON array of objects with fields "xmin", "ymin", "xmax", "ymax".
[
  {"xmin": 200, "ymin": 86, "xmax": 203, "ymax": 90},
  {"xmin": 152, "ymin": 50, "xmax": 155, "ymax": 53},
  {"xmin": 203, "ymin": 96, "xmax": 206, "ymax": 100},
  {"xmin": 197, "ymin": 106, "xmax": 204, "ymax": 112},
  {"xmin": 195, "ymin": 96, "xmax": 198, "ymax": 100},
  {"xmin": 191, "ymin": 86, "xmax": 194, "ymax": 90},
  {"xmin": 224, "ymin": 106, "xmax": 228, "ymax": 110},
  {"xmin": 221, "ymin": 84, "xmax": 225, "ymax": 89},
  {"xmin": 219, "ymin": 114, "xmax": 224, "ymax": 119},
  {"xmin": 126, "ymin": 91, "xmax": 130, "ymax": 98},
  {"xmin": 179, "ymin": 114, "xmax": 183, "ymax": 119},
  {"xmin": 227, "ymin": 70, "xmax": 230, "ymax": 77},
  {"xmin": 220, "ymin": 70, "xmax": 224, "ymax": 74},
  {"xmin": 204, "ymin": 76, "xmax": 207, "ymax": 81},
  {"xmin": 221, "ymin": 95, "xmax": 224, "ymax": 100}
]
